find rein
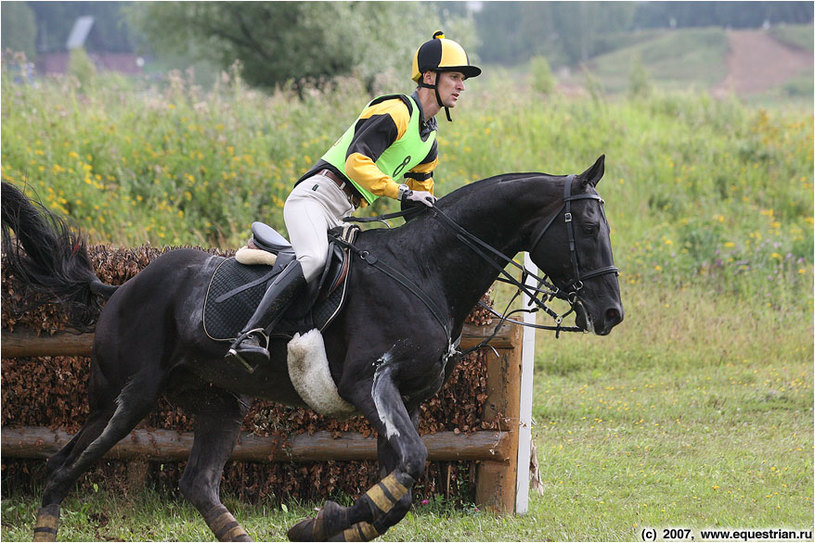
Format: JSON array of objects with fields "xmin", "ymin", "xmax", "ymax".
[
  {"xmin": 341, "ymin": 175, "xmax": 619, "ymax": 345},
  {"xmin": 330, "ymin": 222, "xmax": 452, "ymax": 339}
]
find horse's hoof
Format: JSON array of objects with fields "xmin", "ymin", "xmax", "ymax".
[
  {"xmin": 287, "ymin": 516, "xmax": 317, "ymax": 541},
  {"xmin": 287, "ymin": 501, "xmax": 345, "ymax": 541},
  {"xmin": 203, "ymin": 503, "xmax": 253, "ymax": 542}
]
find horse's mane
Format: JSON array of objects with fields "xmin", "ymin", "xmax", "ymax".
[{"xmin": 435, "ymin": 171, "xmax": 566, "ymax": 209}]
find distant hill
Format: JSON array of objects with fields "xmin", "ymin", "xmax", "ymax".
[
  {"xmin": 713, "ymin": 29, "xmax": 813, "ymax": 97},
  {"xmin": 555, "ymin": 24, "xmax": 813, "ymax": 101}
]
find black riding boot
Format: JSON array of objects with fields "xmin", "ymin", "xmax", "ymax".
[{"xmin": 225, "ymin": 259, "xmax": 307, "ymax": 372}]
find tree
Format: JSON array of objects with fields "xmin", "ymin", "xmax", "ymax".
[
  {"xmin": 126, "ymin": 2, "xmax": 463, "ymax": 94},
  {"xmin": 474, "ymin": 1, "xmax": 812, "ymax": 66},
  {"xmin": 1, "ymin": 2, "xmax": 37, "ymax": 59},
  {"xmin": 530, "ymin": 55, "xmax": 555, "ymax": 95},
  {"xmin": 475, "ymin": 2, "xmax": 636, "ymax": 66},
  {"xmin": 633, "ymin": 1, "xmax": 814, "ymax": 29}
]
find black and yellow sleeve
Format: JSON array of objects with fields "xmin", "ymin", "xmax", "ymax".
[{"xmin": 344, "ymin": 98, "xmax": 411, "ymax": 200}]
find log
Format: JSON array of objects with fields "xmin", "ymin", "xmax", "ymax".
[
  {"xmin": 1, "ymin": 322, "xmax": 523, "ymax": 515},
  {"xmin": 1, "ymin": 329, "xmax": 94, "ymax": 358},
  {"xmin": 1, "ymin": 322, "xmax": 513, "ymax": 358},
  {"xmin": 1, "ymin": 426, "xmax": 511, "ymax": 463}
]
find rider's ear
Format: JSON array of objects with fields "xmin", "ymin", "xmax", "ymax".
[{"xmin": 580, "ymin": 155, "xmax": 605, "ymax": 188}]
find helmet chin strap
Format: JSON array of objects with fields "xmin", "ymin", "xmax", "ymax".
[{"xmin": 419, "ymin": 72, "xmax": 453, "ymax": 122}]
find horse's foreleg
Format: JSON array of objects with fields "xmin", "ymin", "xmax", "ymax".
[
  {"xmin": 178, "ymin": 388, "xmax": 252, "ymax": 542},
  {"xmin": 288, "ymin": 365, "xmax": 425, "ymax": 542}
]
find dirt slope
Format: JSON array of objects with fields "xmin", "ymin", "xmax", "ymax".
[{"xmin": 713, "ymin": 29, "xmax": 813, "ymax": 96}]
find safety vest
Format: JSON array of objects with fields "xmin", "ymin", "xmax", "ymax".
[{"xmin": 321, "ymin": 94, "xmax": 437, "ymax": 204}]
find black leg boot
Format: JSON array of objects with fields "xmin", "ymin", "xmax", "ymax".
[{"xmin": 225, "ymin": 259, "xmax": 307, "ymax": 372}]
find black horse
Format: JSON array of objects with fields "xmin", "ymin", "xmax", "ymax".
[{"xmin": 1, "ymin": 156, "xmax": 622, "ymax": 542}]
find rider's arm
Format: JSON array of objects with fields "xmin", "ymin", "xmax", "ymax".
[{"xmin": 343, "ymin": 99, "xmax": 410, "ymax": 200}]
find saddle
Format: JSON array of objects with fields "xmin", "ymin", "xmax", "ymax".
[{"xmin": 203, "ymin": 222, "xmax": 358, "ymax": 342}]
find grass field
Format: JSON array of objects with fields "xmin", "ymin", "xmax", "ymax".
[
  {"xmin": 560, "ymin": 23, "xmax": 813, "ymax": 102},
  {"xmin": 769, "ymin": 24, "xmax": 815, "ymax": 52},
  {"xmin": 1, "ymin": 39, "xmax": 813, "ymax": 541},
  {"xmin": 2, "ymin": 283, "xmax": 811, "ymax": 541}
]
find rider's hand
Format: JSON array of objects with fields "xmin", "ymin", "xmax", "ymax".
[{"xmin": 404, "ymin": 190, "xmax": 436, "ymax": 207}]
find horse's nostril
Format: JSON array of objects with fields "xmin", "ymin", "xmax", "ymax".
[{"xmin": 606, "ymin": 307, "xmax": 623, "ymax": 325}]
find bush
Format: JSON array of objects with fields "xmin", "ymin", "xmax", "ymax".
[
  {"xmin": 530, "ymin": 55, "xmax": 555, "ymax": 95},
  {"xmin": 627, "ymin": 54, "xmax": 652, "ymax": 99},
  {"xmin": 1, "ymin": 66, "xmax": 811, "ymax": 310},
  {"xmin": 68, "ymin": 48, "xmax": 97, "ymax": 88}
]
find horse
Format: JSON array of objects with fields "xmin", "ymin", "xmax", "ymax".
[{"xmin": 1, "ymin": 155, "xmax": 623, "ymax": 542}]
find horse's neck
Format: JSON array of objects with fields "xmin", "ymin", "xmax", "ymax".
[{"xmin": 410, "ymin": 175, "xmax": 559, "ymax": 328}]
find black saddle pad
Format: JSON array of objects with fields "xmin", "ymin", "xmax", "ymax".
[
  {"xmin": 203, "ymin": 258, "xmax": 278, "ymax": 341},
  {"xmin": 203, "ymin": 256, "xmax": 350, "ymax": 342}
]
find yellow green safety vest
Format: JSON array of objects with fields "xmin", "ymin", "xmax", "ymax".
[{"xmin": 321, "ymin": 94, "xmax": 437, "ymax": 204}]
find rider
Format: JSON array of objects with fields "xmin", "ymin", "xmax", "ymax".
[{"xmin": 226, "ymin": 31, "xmax": 481, "ymax": 368}]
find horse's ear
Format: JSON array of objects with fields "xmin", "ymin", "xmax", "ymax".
[{"xmin": 580, "ymin": 155, "xmax": 605, "ymax": 188}]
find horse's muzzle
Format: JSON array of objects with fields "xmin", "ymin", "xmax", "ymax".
[
  {"xmin": 597, "ymin": 306, "xmax": 624, "ymax": 335},
  {"xmin": 575, "ymin": 302, "xmax": 624, "ymax": 336}
]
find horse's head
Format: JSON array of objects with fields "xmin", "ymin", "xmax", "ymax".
[{"xmin": 529, "ymin": 155, "xmax": 623, "ymax": 335}]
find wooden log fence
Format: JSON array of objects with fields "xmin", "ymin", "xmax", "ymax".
[
  {"xmin": 1, "ymin": 427, "xmax": 511, "ymax": 463},
  {"xmin": 1, "ymin": 321, "xmax": 524, "ymax": 513}
]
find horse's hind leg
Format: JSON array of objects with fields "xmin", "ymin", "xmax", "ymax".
[
  {"xmin": 177, "ymin": 387, "xmax": 252, "ymax": 542},
  {"xmin": 32, "ymin": 407, "xmax": 114, "ymax": 541},
  {"xmin": 34, "ymin": 370, "xmax": 165, "ymax": 541},
  {"xmin": 45, "ymin": 406, "xmax": 113, "ymax": 475}
]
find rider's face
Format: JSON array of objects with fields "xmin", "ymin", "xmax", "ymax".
[{"xmin": 430, "ymin": 71, "xmax": 466, "ymax": 108}]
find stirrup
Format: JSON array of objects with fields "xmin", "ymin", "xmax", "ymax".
[
  {"xmin": 235, "ymin": 328, "xmax": 270, "ymax": 349},
  {"xmin": 226, "ymin": 328, "xmax": 270, "ymax": 373}
]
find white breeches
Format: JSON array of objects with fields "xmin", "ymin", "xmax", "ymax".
[{"xmin": 283, "ymin": 173, "xmax": 355, "ymax": 283}]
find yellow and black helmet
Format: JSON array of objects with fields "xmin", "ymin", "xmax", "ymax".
[{"xmin": 411, "ymin": 31, "xmax": 481, "ymax": 82}]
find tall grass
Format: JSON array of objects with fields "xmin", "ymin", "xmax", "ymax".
[
  {"xmin": 1, "ymin": 56, "xmax": 812, "ymax": 540},
  {"xmin": 4, "ymin": 56, "xmax": 810, "ymax": 303}
]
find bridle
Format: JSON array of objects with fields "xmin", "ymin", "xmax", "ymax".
[
  {"xmin": 528, "ymin": 175, "xmax": 620, "ymax": 299},
  {"xmin": 342, "ymin": 174, "xmax": 619, "ymax": 344},
  {"xmin": 427, "ymin": 175, "xmax": 618, "ymax": 342}
]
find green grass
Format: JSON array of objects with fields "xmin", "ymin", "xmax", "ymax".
[
  {"xmin": 559, "ymin": 24, "xmax": 813, "ymax": 99},
  {"xmin": 769, "ymin": 23, "xmax": 815, "ymax": 52},
  {"xmin": 1, "ymin": 491, "xmax": 543, "ymax": 541},
  {"xmin": 2, "ymin": 286, "xmax": 811, "ymax": 541},
  {"xmin": 530, "ymin": 286, "xmax": 812, "ymax": 538}
]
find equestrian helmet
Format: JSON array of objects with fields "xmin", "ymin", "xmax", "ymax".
[{"xmin": 411, "ymin": 31, "xmax": 481, "ymax": 82}]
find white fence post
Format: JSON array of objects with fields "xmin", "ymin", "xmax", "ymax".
[{"xmin": 515, "ymin": 252, "xmax": 537, "ymax": 514}]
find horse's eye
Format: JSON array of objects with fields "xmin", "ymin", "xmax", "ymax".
[{"xmin": 582, "ymin": 224, "xmax": 598, "ymax": 236}]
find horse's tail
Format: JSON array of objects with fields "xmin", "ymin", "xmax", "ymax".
[{"xmin": 1, "ymin": 182, "xmax": 118, "ymax": 330}]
